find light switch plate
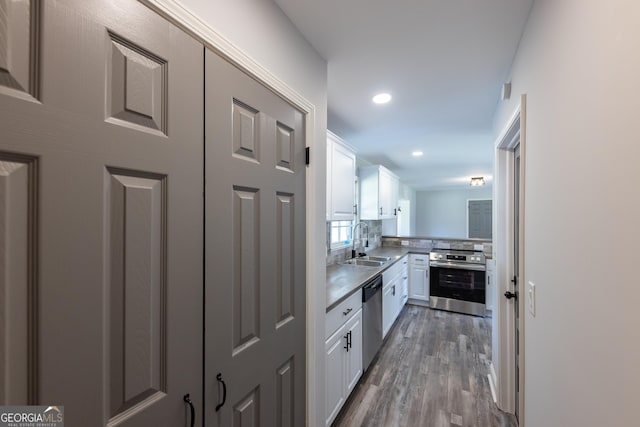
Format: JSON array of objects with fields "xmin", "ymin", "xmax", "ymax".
[{"xmin": 528, "ymin": 281, "xmax": 536, "ymax": 316}]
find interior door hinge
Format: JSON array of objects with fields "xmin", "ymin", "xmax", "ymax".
[{"xmin": 305, "ymin": 147, "xmax": 310, "ymax": 165}]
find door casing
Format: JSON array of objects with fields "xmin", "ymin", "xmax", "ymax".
[{"xmin": 493, "ymin": 95, "xmax": 526, "ymax": 424}]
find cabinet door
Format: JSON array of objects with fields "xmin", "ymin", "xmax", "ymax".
[
  {"xmin": 344, "ymin": 309, "xmax": 363, "ymax": 394},
  {"xmin": 379, "ymin": 168, "xmax": 393, "ymax": 218},
  {"xmin": 330, "ymin": 140, "xmax": 356, "ymax": 220},
  {"xmin": 325, "ymin": 324, "xmax": 347, "ymax": 426},
  {"xmin": 410, "ymin": 265, "xmax": 429, "ymax": 300},
  {"xmin": 485, "ymin": 259, "xmax": 495, "ymax": 311},
  {"xmin": 382, "ymin": 283, "xmax": 395, "ymax": 338}
]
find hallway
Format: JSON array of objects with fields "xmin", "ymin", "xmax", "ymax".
[{"xmin": 333, "ymin": 305, "xmax": 516, "ymax": 427}]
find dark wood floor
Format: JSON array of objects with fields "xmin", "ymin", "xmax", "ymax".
[{"xmin": 333, "ymin": 305, "xmax": 517, "ymax": 427}]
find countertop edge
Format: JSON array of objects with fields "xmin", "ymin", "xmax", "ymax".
[{"xmin": 326, "ymin": 248, "xmax": 431, "ymax": 312}]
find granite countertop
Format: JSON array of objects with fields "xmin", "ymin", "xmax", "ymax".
[{"xmin": 326, "ymin": 247, "xmax": 431, "ymax": 312}]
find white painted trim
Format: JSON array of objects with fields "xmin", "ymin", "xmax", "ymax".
[
  {"xmin": 140, "ymin": 0, "xmax": 315, "ymax": 114},
  {"xmin": 488, "ymin": 362, "xmax": 498, "ymax": 404},
  {"xmin": 493, "ymin": 96, "xmax": 526, "ymax": 424},
  {"xmin": 327, "ymin": 130, "xmax": 357, "ymax": 153},
  {"xmin": 137, "ymin": 1, "xmax": 324, "ymax": 425}
]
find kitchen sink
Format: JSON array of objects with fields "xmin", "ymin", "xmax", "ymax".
[
  {"xmin": 342, "ymin": 258, "xmax": 386, "ymax": 267},
  {"xmin": 365, "ymin": 256, "xmax": 391, "ymax": 262}
]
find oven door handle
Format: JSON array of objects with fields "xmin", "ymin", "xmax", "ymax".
[{"xmin": 429, "ymin": 261, "xmax": 486, "ymax": 272}]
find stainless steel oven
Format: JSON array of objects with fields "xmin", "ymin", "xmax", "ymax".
[{"xmin": 429, "ymin": 250, "xmax": 486, "ymax": 316}]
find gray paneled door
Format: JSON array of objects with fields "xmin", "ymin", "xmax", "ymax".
[
  {"xmin": 468, "ymin": 199, "xmax": 493, "ymax": 239},
  {"xmin": 204, "ymin": 49, "xmax": 306, "ymax": 427},
  {"xmin": 0, "ymin": 1, "xmax": 203, "ymax": 425}
]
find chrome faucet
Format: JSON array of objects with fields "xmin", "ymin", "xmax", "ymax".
[{"xmin": 351, "ymin": 222, "xmax": 369, "ymax": 259}]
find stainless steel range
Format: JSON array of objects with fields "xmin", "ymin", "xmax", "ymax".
[{"xmin": 429, "ymin": 249, "xmax": 486, "ymax": 316}]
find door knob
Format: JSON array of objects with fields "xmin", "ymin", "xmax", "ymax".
[{"xmin": 504, "ymin": 291, "xmax": 517, "ymax": 300}]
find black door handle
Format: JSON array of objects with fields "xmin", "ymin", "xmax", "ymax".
[
  {"xmin": 348, "ymin": 331, "xmax": 352, "ymax": 349},
  {"xmin": 183, "ymin": 394, "xmax": 195, "ymax": 427},
  {"xmin": 215, "ymin": 373, "xmax": 227, "ymax": 412},
  {"xmin": 504, "ymin": 291, "xmax": 517, "ymax": 300}
]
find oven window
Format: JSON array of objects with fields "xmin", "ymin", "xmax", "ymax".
[{"xmin": 430, "ymin": 267, "xmax": 485, "ymax": 304}]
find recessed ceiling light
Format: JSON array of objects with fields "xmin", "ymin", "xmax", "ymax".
[
  {"xmin": 372, "ymin": 93, "xmax": 392, "ymax": 104},
  {"xmin": 412, "ymin": 151, "xmax": 423, "ymax": 157}
]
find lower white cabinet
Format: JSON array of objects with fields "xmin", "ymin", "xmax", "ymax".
[
  {"xmin": 486, "ymin": 259, "xmax": 495, "ymax": 311},
  {"xmin": 325, "ymin": 307, "xmax": 362, "ymax": 426},
  {"xmin": 401, "ymin": 257, "xmax": 409, "ymax": 307},
  {"xmin": 409, "ymin": 254, "xmax": 429, "ymax": 302},
  {"xmin": 382, "ymin": 278, "xmax": 397, "ymax": 338},
  {"xmin": 382, "ymin": 255, "xmax": 408, "ymax": 338}
]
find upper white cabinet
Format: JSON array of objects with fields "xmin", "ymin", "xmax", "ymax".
[
  {"xmin": 326, "ymin": 131, "xmax": 356, "ymax": 221},
  {"xmin": 360, "ymin": 165, "xmax": 399, "ymax": 220}
]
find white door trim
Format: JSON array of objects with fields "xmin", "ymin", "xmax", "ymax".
[
  {"xmin": 137, "ymin": 1, "xmax": 323, "ymax": 425},
  {"xmin": 493, "ymin": 95, "xmax": 526, "ymax": 424}
]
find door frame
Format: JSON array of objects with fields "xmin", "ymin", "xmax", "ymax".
[
  {"xmin": 137, "ymin": 1, "xmax": 324, "ymax": 425},
  {"xmin": 492, "ymin": 95, "xmax": 526, "ymax": 423}
]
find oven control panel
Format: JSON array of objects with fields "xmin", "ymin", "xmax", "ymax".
[{"xmin": 429, "ymin": 251, "xmax": 485, "ymax": 264}]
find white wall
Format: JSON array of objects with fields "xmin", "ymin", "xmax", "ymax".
[
  {"xmin": 169, "ymin": 1, "xmax": 328, "ymax": 425},
  {"xmin": 415, "ymin": 187, "xmax": 492, "ymax": 238},
  {"xmin": 493, "ymin": 0, "xmax": 640, "ymax": 425}
]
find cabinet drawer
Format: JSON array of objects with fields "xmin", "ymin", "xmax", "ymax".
[
  {"xmin": 326, "ymin": 290, "xmax": 362, "ymax": 339},
  {"xmin": 410, "ymin": 254, "xmax": 429, "ymax": 266}
]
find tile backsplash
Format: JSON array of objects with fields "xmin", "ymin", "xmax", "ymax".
[{"xmin": 381, "ymin": 236, "xmax": 492, "ymax": 257}]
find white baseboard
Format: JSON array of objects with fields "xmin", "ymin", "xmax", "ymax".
[{"xmin": 488, "ymin": 362, "xmax": 498, "ymax": 404}]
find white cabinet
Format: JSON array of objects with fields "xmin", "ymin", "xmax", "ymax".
[
  {"xmin": 326, "ymin": 131, "xmax": 356, "ymax": 221},
  {"xmin": 325, "ymin": 298, "xmax": 362, "ymax": 426},
  {"xmin": 400, "ymin": 257, "xmax": 409, "ymax": 307},
  {"xmin": 382, "ymin": 255, "xmax": 408, "ymax": 337},
  {"xmin": 359, "ymin": 165, "xmax": 399, "ymax": 220},
  {"xmin": 344, "ymin": 311, "xmax": 363, "ymax": 394},
  {"xmin": 486, "ymin": 259, "xmax": 495, "ymax": 311},
  {"xmin": 382, "ymin": 278, "xmax": 397, "ymax": 338},
  {"xmin": 409, "ymin": 254, "xmax": 429, "ymax": 302}
]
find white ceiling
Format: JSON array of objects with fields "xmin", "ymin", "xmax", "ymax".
[{"xmin": 274, "ymin": 0, "xmax": 533, "ymax": 191}]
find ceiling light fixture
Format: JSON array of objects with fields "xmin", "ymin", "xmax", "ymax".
[
  {"xmin": 372, "ymin": 93, "xmax": 392, "ymax": 104},
  {"xmin": 470, "ymin": 177, "xmax": 485, "ymax": 186},
  {"xmin": 412, "ymin": 151, "xmax": 423, "ymax": 157}
]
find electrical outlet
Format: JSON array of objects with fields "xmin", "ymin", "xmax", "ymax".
[
  {"xmin": 528, "ymin": 281, "xmax": 536, "ymax": 316},
  {"xmin": 401, "ymin": 240, "xmax": 409, "ymax": 246}
]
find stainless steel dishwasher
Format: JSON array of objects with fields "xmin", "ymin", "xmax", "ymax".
[{"xmin": 362, "ymin": 274, "xmax": 383, "ymax": 372}]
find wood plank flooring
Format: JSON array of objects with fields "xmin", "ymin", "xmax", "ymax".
[{"xmin": 333, "ymin": 305, "xmax": 517, "ymax": 427}]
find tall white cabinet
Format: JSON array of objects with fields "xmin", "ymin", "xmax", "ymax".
[
  {"xmin": 359, "ymin": 165, "xmax": 399, "ymax": 220},
  {"xmin": 326, "ymin": 131, "xmax": 356, "ymax": 221}
]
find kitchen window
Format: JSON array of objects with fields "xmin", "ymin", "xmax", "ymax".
[{"xmin": 330, "ymin": 220, "xmax": 353, "ymax": 248}]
